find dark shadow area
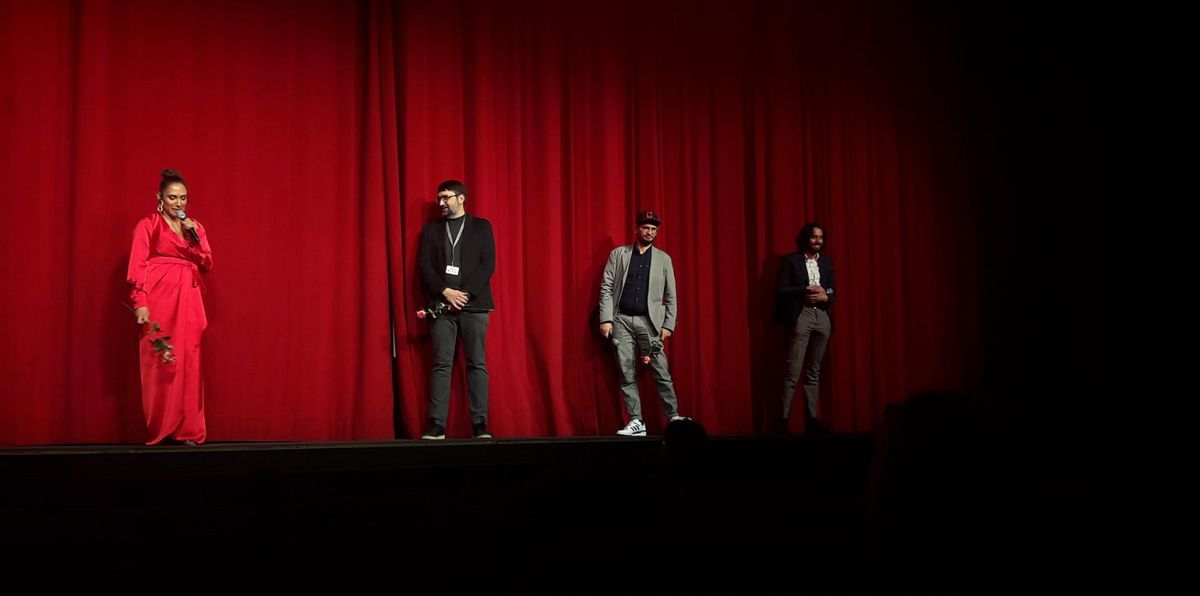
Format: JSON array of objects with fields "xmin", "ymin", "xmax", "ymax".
[{"xmin": 0, "ymin": 432, "xmax": 870, "ymax": 589}]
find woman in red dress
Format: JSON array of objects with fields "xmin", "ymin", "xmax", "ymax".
[{"xmin": 127, "ymin": 168, "xmax": 213, "ymax": 445}]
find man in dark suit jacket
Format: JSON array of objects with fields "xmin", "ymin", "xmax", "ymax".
[
  {"xmin": 776, "ymin": 222, "xmax": 836, "ymax": 434},
  {"xmin": 417, "ymin": 179, "xmax": 496, "ymax": 440}
]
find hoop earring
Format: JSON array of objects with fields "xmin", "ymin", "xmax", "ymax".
[{"xmin": 157, "ymin": 201, "xmax": 164, "ymax": 213}]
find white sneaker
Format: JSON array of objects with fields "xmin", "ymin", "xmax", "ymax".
[
  {"xmin": 669, "ymin": 415, "xmax": 691, "ymax": 422},
  {"xmin": 617, "ymin": 419, "xmax": 647, "ymax": 437}
]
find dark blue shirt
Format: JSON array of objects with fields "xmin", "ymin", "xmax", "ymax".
[
  {"xmin": 618, "ymin": 246, "xmax": 653, "ymax": 316},
  {"xmin": 442, "ymin": 215, "xmax": 466, "ymax": 288}
]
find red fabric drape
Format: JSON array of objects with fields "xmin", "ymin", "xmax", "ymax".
[{"xmin": 1, "ymin": 0, "xmax": 978, "ymax": 444}]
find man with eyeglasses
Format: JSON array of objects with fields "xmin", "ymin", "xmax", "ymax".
[
  {"xmin": 598, "ymin": 210, "xmax": 688, "ymax": 437},
  {"xmin": 417, "ymin": 179, "xmax": 497, "ymax": 440}
]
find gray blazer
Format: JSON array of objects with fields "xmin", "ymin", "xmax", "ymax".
[{"xmin": 598, "ymin": 244, "xmax": 677, "ymax": 334}]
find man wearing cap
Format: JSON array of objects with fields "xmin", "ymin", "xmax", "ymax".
[{"xmin": 598, "ymin": 210, "xmax": 686, "ymax": 436}]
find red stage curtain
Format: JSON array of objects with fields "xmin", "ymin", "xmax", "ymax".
[{"xmin": 1, "ymin": 0, "xmax": 978, "ymax": 444}]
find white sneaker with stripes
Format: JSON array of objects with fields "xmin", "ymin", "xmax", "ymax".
[{"xmin": 617, "ymin": 419, "xmax": 647, "ymax": 437}]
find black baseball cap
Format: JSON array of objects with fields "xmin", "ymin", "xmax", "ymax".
[{"xmin": 637, "ymin": 210, "xmax": 661, "ymax": 226}]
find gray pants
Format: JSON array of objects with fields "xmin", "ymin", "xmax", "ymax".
[
  {"xmin": 613, "ymin": 313, "xmax": 679, "ymax": 420},
  {"xmin": 429, "ymin": 311, "xmax": 490, "ymax": 426},
  {"xmin": 782, "ymin": 306, "xmax": 831, "ymax": 418}
]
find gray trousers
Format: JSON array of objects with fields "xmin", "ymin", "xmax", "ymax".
[
  {"xmin": 781, "ymin": 306, "xmax": 831, "ymax": 418},
  {"xmin": 613, "ymin": 313, "xmax": 679, "ymax": 420},
  {"xmin": 429, "ymin": 311, "xmax": 490, "ymax": 426}
]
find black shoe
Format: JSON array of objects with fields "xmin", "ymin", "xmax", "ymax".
[
  {"xmin": 776, "ymin": 418, "xmax": 791, "ymax": 435},
  {"xmin": 805, "ymin": 416, "xmax": 830, "ymax": 435},
  {"xmin": 473, "ymin": 422, "xmax": 492, "ymax": 439},
  {"xmin": 421, "ymin": 423, "xmax": 445, "ymax": 440}
]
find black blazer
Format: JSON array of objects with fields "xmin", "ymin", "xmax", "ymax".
[
  {"xmin": 775, "ymin": 252, "xmax": 835, "ymax": 325},
  {"xmin": 418, "ymin": 214, "xmax": 496, "ymax": 310}
]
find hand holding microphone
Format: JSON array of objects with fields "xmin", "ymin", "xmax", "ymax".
[{"xmin": 174, "ymin": 210, "xmax": 201, "ymax": 244}]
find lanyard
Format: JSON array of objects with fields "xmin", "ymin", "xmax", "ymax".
[{"xmin": 446, "ymin": 219, "xmax": 466, "ymax": 267}]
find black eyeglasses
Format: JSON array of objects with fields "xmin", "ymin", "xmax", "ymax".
[{"xmin": 435, "ymin": 194, "xmax": 461, "ymax": 204}]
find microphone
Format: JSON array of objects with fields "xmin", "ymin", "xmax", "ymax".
[{"xmin": 175, "ymin": 210, "xmax": 201, "ymax": 244}]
